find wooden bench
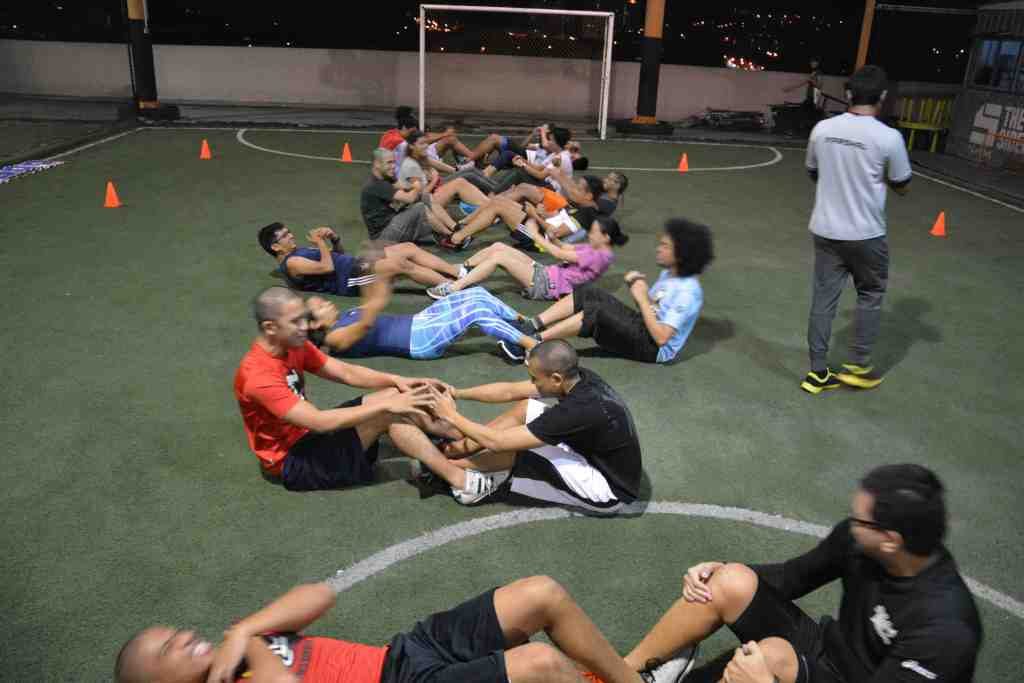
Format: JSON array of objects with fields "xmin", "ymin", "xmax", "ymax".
[{"xmin": 896, "ymin": 96, "xmax": 955, "ymax": 153}]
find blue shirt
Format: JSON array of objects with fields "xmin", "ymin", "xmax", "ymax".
[
  {"xmin": 280, "ymin": 248, "xmax": 362, "ymax": 297},
  {"xmin": 330, "ymin": 309, "xmax": 413, "ymax": 358},
  {"xmin": 649, "ymin": 270, "xmax": 703, "ymax": 363}
]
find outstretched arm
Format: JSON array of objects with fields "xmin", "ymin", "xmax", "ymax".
[
  {"xmin": 455, "ymin": 380, "xmax": 539, "ymax": 403},
  {"xmin": 205, "ymin": 582, "xmax": 336, "ymax": 683}
]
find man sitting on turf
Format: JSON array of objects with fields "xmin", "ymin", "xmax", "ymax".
[
  {"xmin": 619, "ymin": 463, "xmax": 982, "ymax": 683},
  {"xmin": 233, "ymin": 285, "xmax": 502, "ymax": 501},
  {"xmin": 427, "ymin": 339, "xmax": 642, "ymax": 513},
  {"xmin": 306, "ymin": 275, "xmax": 534, "ymax": 361},
  {"xmin": 360, "ymin": 148, "xmax": 454, "ymax": 245},
  {"xmin": 258, "ymin": 222, "xmax": 466, "ymax": 292},
  {"xmin": 115, "ymin": 574, "xmax": 695, "ymax": 683}
]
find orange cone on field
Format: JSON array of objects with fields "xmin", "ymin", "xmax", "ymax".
[
  {"xmin": 930, "ymin": 211, "xmax": 946, "ymax": 237},
  {"xmin": 199, "ymin": 139, "xmax": 212, "ymax": 159},
  {"xmin": 678, "ymin": 153, "xmax": 689, "ymax": 173},
  {"xmin": 103, "ymin": 180, "xmax": 121, "ymax": 208},
  {"xmin": 341, "ymin": 143, "xmax": 353, "ymax": 163}
]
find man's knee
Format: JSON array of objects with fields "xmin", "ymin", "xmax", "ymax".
[
  {"xmin": 707, "ymin": 563, "xmax": 759, "ymax": 618},
  {"xmin": 511, "ymin": 642, "xmax": 574, "ymax": 680},
  {"xmin": 518, "ymin": 574, "xmax": 569, "ymax": 608},
  {"xmin": 757, "ymin": 637, "xmax": 800, "ymax": 683}
]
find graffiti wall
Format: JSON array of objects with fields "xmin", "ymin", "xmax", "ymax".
[{"xmin": 950, "ymin": 90, "xmax": 1024, "ymax": 170}]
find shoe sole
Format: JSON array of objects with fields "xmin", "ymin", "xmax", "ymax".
[
  {"xmin": 800, "ymin": 380, "xmax": 842, "ymax": 394},
  {"xmin": 836, "ymin": 373, "xmax": 884, "ymax": 389}
]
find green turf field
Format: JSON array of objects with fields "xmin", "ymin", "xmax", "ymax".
[{"xmin": 1, "ymin": 127, "xmax": 1022, "ymax": 681}]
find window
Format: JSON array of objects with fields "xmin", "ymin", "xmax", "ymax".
[{"xmin": 970, "ymin": 38, "xmax": 1024, "ymax": 92}]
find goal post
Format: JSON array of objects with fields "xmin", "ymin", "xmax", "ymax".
[{"xmin": 419, "ymin": 4, "xmax": 615, "ymax": 139}]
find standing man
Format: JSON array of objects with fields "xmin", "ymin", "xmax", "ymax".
[
  {"xmin": 430, "ymin": 339, "xmax": 643, "ymax": 514},
  {"xmin": 232, "ymin": 286, "xmax": 503, "ymax": 501},
  {"xmin": 800, "ymin": 66, "xmax": 912, "ymax": 395}
]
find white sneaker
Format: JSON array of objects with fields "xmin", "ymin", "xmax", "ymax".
[
  {"xmin": 639, "ymin": 644, "xmax": 699, "ymax": 683},
  {"xmin": 452, "ymin": 469, "xmax": 510, "ymax": 505},
  {"xmin": 426, "ymin": 281, "xmax": 454, "ymax": 299},
  {"xmin": 457, "ymin": 160, "xmax": 476, "ymax": 171},
  {"xmin": 457, "ymin": 264, "xmax": 469, "ymax": 279}
]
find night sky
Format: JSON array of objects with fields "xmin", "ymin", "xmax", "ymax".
[{"xmin": 0, "ymin": 1, "xmax": 981, "ymax": 83}]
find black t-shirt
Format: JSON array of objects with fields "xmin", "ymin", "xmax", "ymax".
[
  {"xmin": 526, "ymin": 368, "xmax": 642, "ymax": 501},
  {"xmin": 570, "ymin": 206, "xmax": 598, "ymax": 232},
  {"xmin": 596, "ymin": 195, "xmax": 618, "ymax": 215},
  {"xmin": 360, "ymin": 177, "xmax": 398, "ymax": 239},
  {"xmin": 752, "ymin": 521, "xmax": 982, "ymax": 682}
]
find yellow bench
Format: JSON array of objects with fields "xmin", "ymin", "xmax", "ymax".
[{"xmin": 896, "ymin": 96, "xmax": 955, "ymax": 153}]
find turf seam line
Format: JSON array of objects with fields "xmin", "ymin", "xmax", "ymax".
[{"xmin": 42, "ymin": 126, "xmax": 141, "ymax": 161}]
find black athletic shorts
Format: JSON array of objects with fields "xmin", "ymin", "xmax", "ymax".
[
  {"xmin": 573, "ymin": 284, "xmax": 660, "ymax": 363},
  {"xmin": 281, "ymin": 397, "xmax": 379, "ymax": 491},
  {"xmin": 693, "ymin": 579, "xmax": 845, "ymax": 683},
  {"xmin": 380, "ymin": 588, "xmax": 508, "ymax": 683}
]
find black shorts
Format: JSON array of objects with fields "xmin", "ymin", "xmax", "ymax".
[
  {"xmin": 281, "ymin": 397, "xmax": 379, "ymax": 491},
  {"xmin": 695, "ymin": 579, "xmax": 845, "ymax": 683},
  {"xmin": 381, "ymin": 588, "xmax": 508, "ymax": 683},
  {"xmin": 573, "ymin": 284, "xmax": 660, "ymax": 363}
]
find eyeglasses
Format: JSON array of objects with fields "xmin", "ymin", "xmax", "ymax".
[{"xmin": 847, "ymin": 516, "xmax": 888, "ymax": 532}]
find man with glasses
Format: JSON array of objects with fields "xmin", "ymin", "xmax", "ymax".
[
  {"xmin": 617, "ymin": 464, "xmax": 981, "ymax": 683},
  {"xmin": 257, "ymin": 222, "xmax": 465, "ymax": 294}
]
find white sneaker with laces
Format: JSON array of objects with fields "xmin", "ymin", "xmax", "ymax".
[
  {"xmin": 452, "ymin": 469, "xmax": 510, "ymax": 505},
  {"xmin": 426, "ymin": 281, "xmax": 454, "ymax": 299},
  {"xmin": 639, "ymin": 644, "xmax": 699, "ymax": 683}
]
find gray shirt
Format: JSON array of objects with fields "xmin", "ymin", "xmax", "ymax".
[
  {"xmin": 806, "ymin": 113, "xmax": 912, "ymax": 241},
  {"xmin": 398, "ymin": 156, "xmax": 427, "ymax": 186}
]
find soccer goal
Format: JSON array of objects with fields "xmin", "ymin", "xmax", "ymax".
[{"xmin": 418, "ymin": 4, "xmax": 615, "ymax": 139}]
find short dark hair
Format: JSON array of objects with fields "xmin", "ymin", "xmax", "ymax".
[
  {"xmin": 847, "ymin": 65, "xmax": 888, "ymax": 106},
  {"xmin": 395, "ymin": 105, "xmax": 413, "ymax": 123},
  {"xmin": 860, "ymin": 464, "xmax": 947, "ymax": 555},
  {"xmin": 573, "ymin": 156, "xmax": 590, "ymax": 171},
  {"xmin": 406, "ymin": 129, "xmax": 425, "ymax": 146},
  {"xmin": 530, "ymin": 339, "xmax": 580, "ymax": 380},
  {"xmin": 551, "ymin": 126, "xmax": 571, "ymax": 148},
  {"xmin": 594, "ymin": 215, "xmax": 628, "ymax": 247},
  {"xmin": 258, "ymin": 222, "xmax": 285, "ymax": 256},
  {"xmin": 583, "ymin": 175, "xmax": 604, "ymax": 198},
  {"xmin": 252, "ymin": 286, "xmax": 302, "ymax": 327},
  {"xmin": 113, "ymin": 630, "xmax": 148, "ymax": 683},
  {"xmin": 610, "ymin": 171, "xmax": 629, "ymax": 195},
  {"xmin": 664, "ymin": 218, "xmax": 713, "ymax": 276}
]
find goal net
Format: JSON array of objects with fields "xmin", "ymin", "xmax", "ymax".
[{"xmin": 418, "ymin": 4, "xmax": 614, "ymax": 139}]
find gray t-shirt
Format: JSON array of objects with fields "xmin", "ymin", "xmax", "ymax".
[{"xmin": 806, "ymin": 113, "xmax": 912, "ymax": 241}]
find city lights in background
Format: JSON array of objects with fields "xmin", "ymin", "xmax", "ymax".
[{"xmin": 725, "ymin": 55, "xmax": 765, "ymax": 71}]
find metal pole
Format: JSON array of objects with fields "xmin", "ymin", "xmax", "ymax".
[
  {"xmin": 856, "ymin": 0, "xmax": 877, "ymax": 71},
  {"xmin": 600, "ymin": 13, "xmax": 615, "ymax": 140},
  {"xmin": 419, "ymin": 5, "xmax": 427, "ymax": 132},
  {"xmin": 633, "ymin": 0, "xmax": 666, "ymax": 124}
]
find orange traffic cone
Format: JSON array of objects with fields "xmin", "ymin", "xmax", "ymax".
[
  {"xmin": 199, "ymin": 139, "xmax": 212, "ymax": 160},
  {"xmin": 678, "ymin": 153, "xmax": 689, "ymax": 173},
  {"xmin": 341, "ymin": 143, "xmax": 353, "ymax": 163},
  {"xmin": 930, "ymin": 211, "xmax": 946, "ymax": 237},
  {"xmin": 103, "ymin": 180, "xmax": 121, "ymax": 208}
]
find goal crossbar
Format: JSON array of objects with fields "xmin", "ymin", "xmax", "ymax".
[{"xmin": 418, "ymin": 4, "xmax": 615, "ymax": 139}]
